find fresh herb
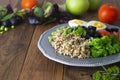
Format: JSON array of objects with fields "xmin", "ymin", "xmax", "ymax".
[{"xmin": 92, "ymin": 66, "xmax": 120, "ymax": 80}]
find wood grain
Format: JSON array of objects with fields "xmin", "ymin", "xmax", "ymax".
[
  {"xmin": 0, "ymin": 0, "xmax": 120, "ymax": 80},
  {"xmin": 18, "ymin": 24, "xmax": 63, "ymax": 80},
  {"xmin": 0, "ymin": 22, "xmax": 35, "ymax": 80},
  {"xmin": 0, "ymin": 2, "xmax": 35, "ymax": 80}
]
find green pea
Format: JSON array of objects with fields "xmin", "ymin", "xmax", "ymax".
[
  {"xmin": 0, "ymin": 26, "xmax": 5, "ymax": 31},
  {"xmin": 11, "ymin": 25, "xmax": 15, "ymax": 29},
  {"xmin": 0, "ymin": 31, "xmax": 4, "ymax": 34},
  {"xmin": 4, "ymin": 27, "xmax": 8, "ymax": 31}
]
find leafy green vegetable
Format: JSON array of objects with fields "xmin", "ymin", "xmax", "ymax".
[
  {"xmin": 44, "ymin": 2, "xmax": 53, "ymax": 17},
  {"xmin": 34, "ymin": 7, "xmax": 44, "ymax": 17},
  {"xmin": 62, "ymin": 27, "xmax": 72, "ymax": 36},
  {"xmin": 92, "ymin": 66, "xmax": 120, "ymax": 80},
  {"xmin": 88, "ymin": 34, "xmax": 120, "ymax": 58},
  {"xmin": 51, "ymin": 26, "xmax": 65, "ymax": 36},
  {"xmin": 1, "ymin": 13, "xmax": 14, "ymax": 21},
  {"xmin": 93, "ymin": 71, "xmax": 101, "ymax": 80},
  {"xmin": 72, "ymin": 26, "xmax": 86, "ymax": 36},
  {"xmin": 0, "ymin": 6, "xmax": 7, "ymax": 19},
  {"xmin": 48, "ymin": 36, "xmax": 52, "ymax": 42}
]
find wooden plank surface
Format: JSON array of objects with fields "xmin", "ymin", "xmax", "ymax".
[
  {"xmin": 0, "ymin": 1, "xmax": 35, "ymax": 80},
  {"xmin": 0, "ymin": 0, "xmax": 120, "ymax": 80},
  {"xmin": 18, "ymin": 24, "xmax": 64, "ymax": 80}
]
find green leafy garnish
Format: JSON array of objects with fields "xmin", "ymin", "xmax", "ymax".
[
  {"xmin": 72, "ymin": 26, "xmax": 86, "ymax": 36},
  {"xmin": 92, "ymin": 66, "xmax": 120, "ymax": 80},
  {"xmin": 0, "ymin": 6, "xmax": 7, "ymax": 19},
  {"xmin": 1, "ymin": 13, "xmax": 14, "ymax": 21}
]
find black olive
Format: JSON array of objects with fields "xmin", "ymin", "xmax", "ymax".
[
  {"xmin": 105, "ymin": 28, "xmax": 111, "ymax": 32},
  {"xmin": 111, "ymin": 28, "xmax": 119, "ymax": 32},
  {"xmin": 94, "ymin": 32, "xmax": 101, "ymax": 38},
  {"xmin": 85, "ymin": 34, "xmax": 91, "ymax": 39},
  {"xmin": 88, "ymin": 26, "xmax": 96, "ymax": 31},
  {"xmin": 2, "ymin": 19, "xmax": 11, "ymax": 27}
]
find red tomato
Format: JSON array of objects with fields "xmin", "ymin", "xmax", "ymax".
[
  {"xmin": 21, "ymin": 0, "xmax": 38, "ymax": 9},
  {"xmin": 98, "ymin": 30, "xmax": 111, "ymax": 36},
  {"xmin": 98, "ymin": 4, "xmax": 119, "ymax": 24},
  {"xmin": 113, "ymin": 31, "xmax": 120, "ymax": 40}
]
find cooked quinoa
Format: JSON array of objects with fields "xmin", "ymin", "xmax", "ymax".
[{"xmin": 49, "ymin": 27, "xmax": 91, "ymax": 59}]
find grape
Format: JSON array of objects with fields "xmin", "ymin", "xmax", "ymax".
[{"xmin": 2, "ymin": 19, "xmax": 11, "ymax": 27}]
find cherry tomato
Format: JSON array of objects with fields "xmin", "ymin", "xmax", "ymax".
[
  {"xmin": 21, "ymin": 0, "xmax": 38, "ymax": 9},
  {"xmin": 98, "ymin": 4, "xmax": 119, "ymax": 24},
  {"xmin": 113, "ymin": 32, "xmax": 120, "ymax": 40},
  {"xmin": 98, "ymin": 30, "xmax": 111, "ymax": 36}
]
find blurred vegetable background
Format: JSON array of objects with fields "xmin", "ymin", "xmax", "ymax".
[{"xmin": 0, "ymin": 0, "xmax": 119, "ymax": 34}]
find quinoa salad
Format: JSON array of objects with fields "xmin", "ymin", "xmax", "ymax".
[{"xmin": 48, "ymin": 24, "xmax": 120, "ymax": 59}]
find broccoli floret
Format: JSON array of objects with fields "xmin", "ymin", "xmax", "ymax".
[
  {"xmin": 88, "ymin": 38, "xmax": 103, "ymax": 47},
  {"xmin": 91, "ymin": 48, "xmax": 108, "ymax": 58},
  {"xmin": 89, "ymin": 34, "xmax": 120, "ymax": 58}
]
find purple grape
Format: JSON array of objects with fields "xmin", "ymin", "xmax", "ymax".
[{"xmin": 2, "ymin": 19, "xmax": 12, "ymax": 27}]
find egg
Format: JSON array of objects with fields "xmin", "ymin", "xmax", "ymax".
[
  {"xmin": 87, "ymin": 21, "xmax": 107, "ymax": 30},
  {"xmin": 68, "ymin": 19, "xmax": 87, "ymax": 27}
]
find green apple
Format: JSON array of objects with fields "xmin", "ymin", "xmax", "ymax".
[
  {"xmin": 66, "ymin": 0, "xmax": 89, "ymax": 15},
  {"xmin": 89, "ymin": 0, "xmax": 102, "ymax": 10}
]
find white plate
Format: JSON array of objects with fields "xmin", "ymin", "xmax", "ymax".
[{"xmin": 37, "ymin": 23, "xmax": 120, "ymax": 67}]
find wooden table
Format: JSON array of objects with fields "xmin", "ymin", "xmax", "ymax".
[{"xmin": 0, "ymin": 0, "xmax": 120, "ymax": 80}]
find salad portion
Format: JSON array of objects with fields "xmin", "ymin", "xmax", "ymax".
[{"xmin": 48, "ymin": 19, "xmax": 120, "ymax": 59}]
